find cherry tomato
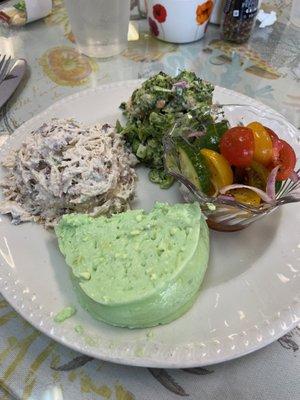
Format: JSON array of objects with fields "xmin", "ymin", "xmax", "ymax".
[
  {"xmin": 200, "ymin": 148, "xmax": 233, "ymax": 190},
  {"xmin": 247, "ymin": 122, "xmax": 273, "ymax": 166},
  {"xmin": 220, "ymin": 127, "xmax": 254, "ymax": 167},
  {"xmin": 272, "ymin": 140, "xmax": 296, "ymax": 181},
  {"xmin": 229, "ymin": 188, "xmax": 261, "ymax": 207},
  {"xmin": 264, "ymin": 126, "xmax": 284, "ymax": 164},
  {"xmin": 235, "ymin": 161, "xmax": 269, "ymax": 190},
  {"xmin": 248, "ymin": 161, "xmax": 269, "ymax": 190},
  {"xmin": 264, "ymin": 126, "xmax": 279, "ymax": 141},
  {"xmin": 255, "ymin": 126, "xmax": 296, "ymax": 181}
]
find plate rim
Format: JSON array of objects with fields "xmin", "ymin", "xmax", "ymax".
[{"xmin": 0, "ymin": 79, "xmax": 299, "ymax": 368}]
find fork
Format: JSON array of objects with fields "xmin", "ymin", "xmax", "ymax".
[{"xmin": 0, "ymin": 55, "xmax": 12, "ymax": 85}]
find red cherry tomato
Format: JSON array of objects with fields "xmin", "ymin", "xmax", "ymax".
[
  {"xmin": 264, "ymin": 126, "xmax": 279, "ymax": 141},
  {"xmin": 272, "ymin": 140, "xmax": 296, "ymax": 181},
  {"xmin": 220, "ymin": 127, "xmax": 254, "ymax": 167},
  {"xmin": 264, "ymin": 126, "xmax": 283, "ymax": 164},
  {"xmin": 264, "ymin": 127, "xmax": 296, "ymax": 180}
]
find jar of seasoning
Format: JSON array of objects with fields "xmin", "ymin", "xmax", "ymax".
[{"xmin": 221, "ymin": 0, "xmax": 259, "ymax": 43}]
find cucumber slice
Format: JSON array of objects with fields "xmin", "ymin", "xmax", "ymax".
[
  {"xmin": 178, "ymin": 147, "xmax": 201, "ymax": 189},
  {"xmin": 275, "ymin": 180, "xmax": 282, "ymax": 193},
  {"xmin": 176, "ymin": 138, "xmax": 211, "ymax": 194}
]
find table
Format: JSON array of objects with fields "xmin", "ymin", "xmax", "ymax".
[{"xmin": 0, "ymin": 1, "xmax": 299, "ymax": 399}]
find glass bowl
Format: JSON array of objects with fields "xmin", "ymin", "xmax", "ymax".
[{"xmin": 163, "ymin": 104, "xmax": 300, "ymax": 231}]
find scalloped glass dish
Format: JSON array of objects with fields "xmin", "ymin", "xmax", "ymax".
[{"xmin": 164, "ymin": 104, "xmax": 300, "ymax": 232}]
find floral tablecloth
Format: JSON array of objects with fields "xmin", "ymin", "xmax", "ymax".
[{"xmin": 0, "ymin": 1, "xmax": 299, "ymax": 399}]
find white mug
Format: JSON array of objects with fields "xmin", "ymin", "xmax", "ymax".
[{"xmin": 146, "ymin": 0, "xmax": 214, "ymax": 43}]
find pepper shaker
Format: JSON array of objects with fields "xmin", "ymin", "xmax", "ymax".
[{"xmin": 221, "ymin": 0, "xmax": 259, "ymax": 43}]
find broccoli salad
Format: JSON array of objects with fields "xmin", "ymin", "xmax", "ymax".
[{"xmin": 117, "ymin": 71, "xmax": 214, "ymax": 188}]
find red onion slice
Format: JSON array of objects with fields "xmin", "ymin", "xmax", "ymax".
[
  {"xmin": 289, "ymin": 170, "xmax": 300, "ymax": 183},
  {"xmin": 219, "ymin": 184, "xmax": 275, "ymax": 204},
  {"xmin": 266, "ymin": 165, "xmax": 280, "ymax": 200},
  {"xmin": 173, "ymin": 80, "xmax": 189, "ymax": 90},
  {"xmin": 218, "ymin": 194, "xmax": 235, "ymax": 201},
  {"xmin": 187, "ymin": 131, "xmax": 205, "ymax": 138}
]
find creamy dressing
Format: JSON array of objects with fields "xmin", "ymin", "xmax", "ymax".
[{"xmin": 54, "ymin": 306, "xmax": 76, "ymax": 323}]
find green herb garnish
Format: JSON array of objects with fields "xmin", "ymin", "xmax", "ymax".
[{"xmin": 14, "ymin": 0, "xmax": 26, "ymax": 12}]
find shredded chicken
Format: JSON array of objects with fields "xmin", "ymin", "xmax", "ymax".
[{"xmin": 0, "ymin": 119, "xmax": 138, "ymax": 227}]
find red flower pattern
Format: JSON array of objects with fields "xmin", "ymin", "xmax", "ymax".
[
  {"xmin": 148, "ymin": 17, "xmax": 159, "ymax": 36},
  {"xmin": 153, "ymin": 4, "xmax": 167, "ymax": 23}
]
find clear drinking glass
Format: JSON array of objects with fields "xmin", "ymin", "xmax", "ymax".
[
  {"xmin": 64, "ymin": 0, "xmax": 130, "ymax": 58},
  {"xmin": 290, "ymin": 0, "xmax": 300, "ymax": 28}
]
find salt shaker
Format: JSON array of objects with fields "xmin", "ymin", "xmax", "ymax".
[{"xmin": 221, "ymin": 0, "xmax": 259, "ymax": 43}]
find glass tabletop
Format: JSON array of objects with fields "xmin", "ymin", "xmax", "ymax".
[
  {"xmin": 0, "ymin": 1, "xmax": 299, "ymax": 399},
  {"xmin": 0, "ymin": 0, "xmax": 299, "ymax": 137}
]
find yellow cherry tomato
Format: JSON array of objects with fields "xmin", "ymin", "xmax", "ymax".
[
  {"xmin": 229, "ymin": 188, "xmax": 261, "ymax": 207},
  {"xmin": 200, "ymin": 148, "xmax": 233, "ymax": 190},
  {"xmin": 248, "ymin": 161, "xmax": 269, "ymax": 190},
  {"xmin": 247, "ymin": 122, "xmax": 273, "ymax": 165}
]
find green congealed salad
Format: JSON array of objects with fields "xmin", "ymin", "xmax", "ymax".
[{"xmin": 117, "ymin": 71, "xmax": 214, "ymax": 188}]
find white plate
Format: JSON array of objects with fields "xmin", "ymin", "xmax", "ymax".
[{"xmin": 0, "ymin": 81, "xmax": 299, "ymax": 368}]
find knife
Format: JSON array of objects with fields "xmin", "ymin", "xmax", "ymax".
[{"xmin": 0, "ymin": 58, "xmax": 27, "ymax": 109}]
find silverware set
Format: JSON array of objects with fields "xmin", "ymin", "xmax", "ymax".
[
  {"xmin": 0, "ymin": 54, "xmax": 12, "ymax": 84},
  {"xmin": 0, "ymin": 54, "xmax": 27, "ymax": 110}
]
